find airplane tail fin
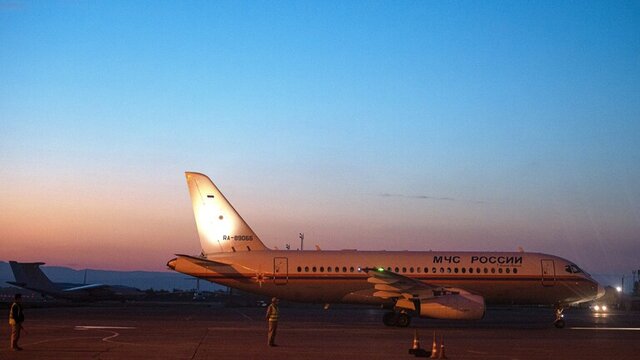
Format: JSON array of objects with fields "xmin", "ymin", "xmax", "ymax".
[
  {"xmin": 8, "ymin": 261, "xmax": 58, "ymax": 292},
  {"xmin": 185, "ymin": 172, "xmax": 269, "ymax": 254}
]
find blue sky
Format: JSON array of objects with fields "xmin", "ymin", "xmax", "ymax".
[{"xmin": 1, "ymin": 1, "xmax": 639, "ymax": 283}]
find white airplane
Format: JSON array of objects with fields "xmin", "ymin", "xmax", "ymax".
[
  {"xmin": 7, "ymin": 261, "xmax": 144, "ymax": 302},
  {"xmin": 168, "ymin": 172, "xmax": 604, "ymax": 328}
]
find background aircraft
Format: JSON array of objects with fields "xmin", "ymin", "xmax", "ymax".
[
  {"xmin": 7, "ymin": 261, "xmax": 144, "ymax": 301},
  {"xmin": 169, "ymin": 172, "xmax": 604, "ymax": 328}
]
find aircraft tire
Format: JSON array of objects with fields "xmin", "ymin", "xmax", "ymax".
[
  {"xmin": 554, "ymin": 319, "xmax": 566, "ymax": 329},
  {"xmin": 396, "ymin": 313, "xmax": 411, "ymax": 328},
  {"xmin": 382, "ymin": 312, "xmax": 398, "ymax": 326}
]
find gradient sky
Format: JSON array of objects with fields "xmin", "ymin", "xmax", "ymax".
[{"xmin": 1, "ymin": 1, "xmax": 639, "ymax": 283}]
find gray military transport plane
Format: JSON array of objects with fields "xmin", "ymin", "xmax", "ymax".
[
  {"xmin": 168, "ymin": 172, "xmax": 604, "ymax": 328},
  {"xmin": 7, "ymin": 261, "xmax": 144, "ymax": 301}
]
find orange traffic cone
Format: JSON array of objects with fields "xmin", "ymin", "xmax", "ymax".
[
  {"xmin": 409, "ymin": 329, "xmax": 429, "ymax": 357},
  {"xmin": 429, "ymin": 331, "xmax": 438, "ymax": 359},
  {"xmin": 409, "ymin": 329, "xmax": 420, "ymax": 354},
  {"xmin": 412, "ymin": 330, "xmax": 421, "ymax": 350},
  {"xmin": 438, "ymin": 335, "xmax": 447, "ymax": 359}
]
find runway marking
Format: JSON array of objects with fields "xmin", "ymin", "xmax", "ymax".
[
  {"xmin": 466, "ymin": 350, "xmax": 489, "ymax": 354},
  {"xmin": 75, "ymin": 326, "xmax": 137, "ymax": 330},
  {"xmin": 571, "ymin": 327, "xmax": 640, "ymax": 331},
  {"xmin": 75, "ymin": 325, "xmax": 139, "ymax": 344}
]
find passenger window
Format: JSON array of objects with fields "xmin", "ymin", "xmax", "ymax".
[
  {"xmin": 342, "ymin": 267, "xmax": 347, "ymax": 273},
  {"xmin": 440, "ymin": 267, "xmax": 445, "ymax": 273},
  {"xmin": 484, "ymin": 268, "xmax": 488, "ymax": 274},
  {"xmin": 432, "ymin": 267, "xmax": 437, "ymax": 273},
  {"xmin": 327, "ymin": 266, "xmax": 332, "ymax": 272},
  {"xmin": 461, "ymin": 268, "xmax": 466, "ymax": 274},
  {"xmin": 447, "ymin": 268, "xmax": 452, "ymax": 273},
  {"xmin": 335, "ymin": 267, "xmax": 339, "ymax": 272},
  {"xmin": 402, "ymin": 267, "xmax": 407, "ymax": 273},
  {"xmin": 305, "ymin": 266, "xmax": 309, "ymax": 272},
  {"xmin": 320, "ymin": 266, "xmax": 324, "ymax": 272},
  {"xmin": 410, "ymin": 267, "xmax": 414, "ymax": 273},
  {"xmin": 349, "ymin": 267, "xmax": 354, "ymax": 272},
  {"xmin": 491, "ymin": 268, "xmax": 495, "ymax": 274},
  {"xmin": 498, "ymin": 268, "xmax": 503, "ymax": 274},
  {"xmin": 505, "ymin": 268, "xmax": 510, "ymax": 274},
  {"xmin": 454, "ymin": 268, "xmax": 459, "ymax": 273},
  {"xmin": 468, "ymin": 267, "xmax": 473, "ymax": 273},
  {"xmin": 297, "ymin": 266, "xmax": 302, "ymax": 272},
  {"xmin": 313, "ymin": 266, "xmax": 317, "ymax": 272},
  {"xmin": 513, "ymin": 268, "xmax": 518, "ymax": 274},
  {"xmin": 395, "ymin": 267, "xmax": 399, "ymax": 273},
  {"xmin": 424, "ymin": 267, "xmax": 429, "ymax": 273}
]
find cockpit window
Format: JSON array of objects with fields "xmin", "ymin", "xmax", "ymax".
[{"xmin": 565, "ymin": 264, "xmax": 583, "ymax": 274}]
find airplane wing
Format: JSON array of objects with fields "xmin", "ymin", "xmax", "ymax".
[
  {"xmin": 365, "ymin": 268, "xmax": 486, "ymax": 321},
  {"xmin": 366, "ymin": 268, "xmax": 476, "ymax": 299},
  {"xmin": 365, "ymin": 268, "xmax": 439, "ymax": 300},
  {"xmin": 62, "ymin": 283, "xmax": 143, "ymax": 298},
  {"xmin": 63, "ymin": 283, "xmax": 111, "ymax": 292}
]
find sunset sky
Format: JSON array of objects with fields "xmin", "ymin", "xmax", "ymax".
[{"xmin": 1, "ymin": 1, "xmax": 639, "ymax": 284}]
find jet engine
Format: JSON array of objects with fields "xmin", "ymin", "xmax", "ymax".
[{"xmin": 418, "ymin": 293, "xmax": 485, "ymax": 320}]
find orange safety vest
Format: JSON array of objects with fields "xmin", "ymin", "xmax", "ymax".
[
  {"xmin": 8, "ymin": 302, "xmax": 23, "ymax": 326},
  {"xmin": 267, "ymin": 304, "xmax": 279, "ymax": 322}
]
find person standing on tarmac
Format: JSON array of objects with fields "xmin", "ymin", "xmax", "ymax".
[
  {"xmin": 266, "ymin": 297, "xmax": 279, "ymax": 346},
  {"xmin": 9, "ymin": 293, "xmax": 25, "ymax": 351}
]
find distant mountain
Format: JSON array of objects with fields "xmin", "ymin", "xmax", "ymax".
[{"xmin": 0, "ymin": 261, "xmax": 222, "ymax": 291}]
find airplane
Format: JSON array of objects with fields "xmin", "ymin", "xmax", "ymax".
[
  {"xmin": 7, "ymin": 261, "xmax": 144, "ymax": 302},
  {"xmin": 168, "ymin": 172, "xmax": 605, "ymax": 328}
]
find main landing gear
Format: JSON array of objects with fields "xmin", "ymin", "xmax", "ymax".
[
  {"xmin": 383, "ymin": 311, "xmax": 412, "ymax": 327},
  {"xmin": 554, "ymin": 305, "xmax": 566, "ymax": 328}
]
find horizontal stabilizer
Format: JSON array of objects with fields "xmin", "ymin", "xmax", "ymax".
[{"xmin": 174, "ymin": 254, "xmax": 234, "ymax": 267}]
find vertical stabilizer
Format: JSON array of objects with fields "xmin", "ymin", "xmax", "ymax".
[
  {"xmin": 9, "ymin": 261, "xmax": 59, "ymax": 292},
  {"xmin": 185, "ymin": 172, "xmax": 268, "ymax": 254}
]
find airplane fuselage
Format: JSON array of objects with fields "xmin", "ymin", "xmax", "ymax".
[{"xmin": 169, "ymin": 250, "xmax": 601, "ymax": 306}]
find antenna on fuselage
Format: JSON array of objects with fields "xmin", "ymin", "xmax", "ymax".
[{"xmin": 299, "ymin": 233, "xmax": 304, "ymax": 251}]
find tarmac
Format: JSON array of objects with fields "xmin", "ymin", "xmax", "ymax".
[{"xmin": 1, "ymin": 303, "xmax": 639, "ymax": 359}]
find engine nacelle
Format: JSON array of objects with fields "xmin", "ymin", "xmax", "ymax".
[{"xmin": 419, "ymin": 293, "xmax": 485, "ymax": 320}]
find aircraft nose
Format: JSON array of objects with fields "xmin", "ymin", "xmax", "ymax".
[
  {"xmin": 596, "ymin": 284, "xmax": 605, "ymax": 299},
  {"xmin": 166, "ymin": 258, "xmax": 177, "ymax": 270}
]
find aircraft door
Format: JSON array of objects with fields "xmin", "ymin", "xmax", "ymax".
[
  {"xmin": 273, "ymin": 257, "xmax": 288, "ymax": 285},
  {"xmin": 541, "ymin": 259, "xmax": 555, "ymax": 286}
]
